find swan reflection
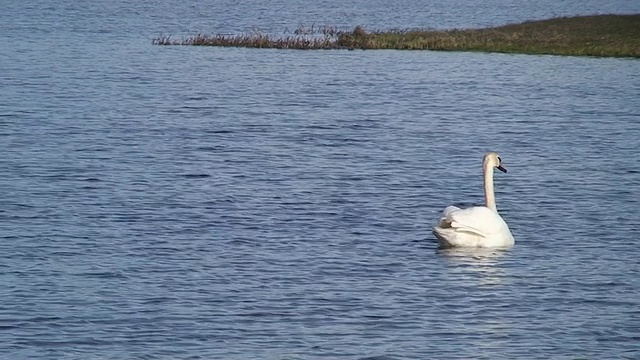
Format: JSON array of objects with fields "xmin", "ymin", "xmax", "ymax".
[{"xmin": 437, "ymin": 247, "xmax": 510, "ymax": 285}]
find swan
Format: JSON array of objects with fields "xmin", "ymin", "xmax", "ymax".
[{"xmin": 433, "ymin": 152, "xmax": 514, "ymax": 248}]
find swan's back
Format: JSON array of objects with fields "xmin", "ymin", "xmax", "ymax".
[{"xmin": 433, "ymin": 206, "xmax": 514, "ymax": 248}]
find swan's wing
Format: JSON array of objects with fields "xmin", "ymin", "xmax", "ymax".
[
  {"xmin": 439, "ymin": 206, "xmax": 461, "ymax": 223},
  {"xmin": 436, "ymin": 205, "xmax": 462, "ymax": 229},
  {"xmin": 442, "ymin": 206, "xmax": 505, "ymax": 238}
]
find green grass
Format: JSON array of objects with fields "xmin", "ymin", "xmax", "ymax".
[{"xmin": 154, "ymin": 14, "xmax": 640, "ymax": 57}]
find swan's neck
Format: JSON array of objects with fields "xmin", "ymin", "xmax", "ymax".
[{"xmin": 484, "ymin": 165, "xmax": 497, "ymax": 212}]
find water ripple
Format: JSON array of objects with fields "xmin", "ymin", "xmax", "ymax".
[{"xmin": 1, "ymin": 1, "xmax": 640, "ymax": 359}]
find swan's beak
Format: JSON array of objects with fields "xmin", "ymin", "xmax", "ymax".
[{"xmin": 497, "ymin": 165, "xmax": 507, "ymax": 173}]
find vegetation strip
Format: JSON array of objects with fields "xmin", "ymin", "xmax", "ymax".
[{"xmin": 154, "ymin": 14, "xmax": 640, "ymax": 57}]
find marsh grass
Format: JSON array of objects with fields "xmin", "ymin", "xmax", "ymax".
[
  {"xmin": 154, "ymin": 14, "xmax": 640, "ymax": 57},
  {"xmin": 154, "ymin": 33, "xmax": 337, "ymax": 49}
]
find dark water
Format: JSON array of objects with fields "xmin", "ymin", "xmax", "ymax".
[{"xmin": 2, "ymin": 1, "xmax": 640, "ymax": 359}]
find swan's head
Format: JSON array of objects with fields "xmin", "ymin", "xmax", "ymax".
[{"xmin": 484, "ymin": 152, "xmax": 507, "ymax": 173}]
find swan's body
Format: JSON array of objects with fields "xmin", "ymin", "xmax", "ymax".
[
  {"xmin": 433, "ymin": 152, "xmax": 514, "ymax": 248},
  {"xmin": 433, "ymin": 205, "xmax": 514, "ymax": 248}
]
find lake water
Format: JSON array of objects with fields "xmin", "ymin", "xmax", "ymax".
[{"xmin": 1, "ymin": 1, "xmax": 640, "ymax": 359}]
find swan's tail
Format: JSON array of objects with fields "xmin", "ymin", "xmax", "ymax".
[
  {"xmin": 433, "ymin": 206, "xmax": 459, "ymax": 247},
  {"xmin": 433, "ymin": 205, "xmax": 484, "ymax": 247},
  {"xmin": 433, "ymin": 226, "xmax": 457, "ymax": 248}
]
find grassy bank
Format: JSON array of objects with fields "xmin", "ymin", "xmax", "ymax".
[{"xmin": 154, "ymin": 14, "xmax": 640, "ymax": 57}]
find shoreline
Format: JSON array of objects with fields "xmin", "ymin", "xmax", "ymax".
[{"xmin": 153, "ymin": 14, "xmax": 640, "ymax": 58}]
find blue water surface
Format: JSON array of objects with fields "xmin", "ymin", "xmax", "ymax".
[{"xmin": 1, "ymin": 0, "xmax": 640, "ymax": 359}]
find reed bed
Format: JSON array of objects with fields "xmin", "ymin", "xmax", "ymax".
[
  {"xmin": 154, "ymin": 14, "xmax": 640, "ymax": 57},
  {"xmin": 154, "ymin": 33, "xmax": 337, "ymax": 49}
]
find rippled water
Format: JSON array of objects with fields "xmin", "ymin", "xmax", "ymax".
[{"xmin": 1, "ymin": 1, "xmax": 640, "ymax": 359}]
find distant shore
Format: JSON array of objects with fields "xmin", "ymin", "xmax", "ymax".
[{"xmin": 154, "ymin": 14, "xmax": 640, "ymax": 58}]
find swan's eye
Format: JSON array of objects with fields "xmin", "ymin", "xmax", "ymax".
[{"xmin": 498, "ymin": 156, "xmax": 502, "ymax": 163}]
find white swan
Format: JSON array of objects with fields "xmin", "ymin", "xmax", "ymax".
[{"xmin": 433, "ymin": 152, "xmax": 514, "ymax": 248}]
